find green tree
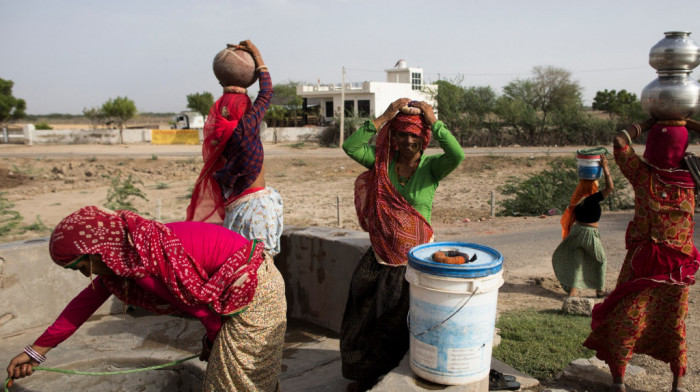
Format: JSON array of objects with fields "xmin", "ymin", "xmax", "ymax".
[
  {"xmin": 592, "ymin": 89, "xmax": 646, "ymax": 125},
  {"xmin": 273, "ymin": 82, "xmax": 303, "ymax": 126},
  {"xmin": 102, "ymin": 96, "xmax": 137, "ymax": 144},
  {"xmin": 0, "ymin": 77, "xmax": 27, "ymax": 128},
  {"xmin": 499, "ymin": 66, "xmax": 583, "ymax": 144},
  {"xmin": 264, "ymin": 104, "xmax": 286, "ymax": 128},
  {"xmin": 434, "ymin": 79, "xmax": 468, "ymax": 141},
  {"xmin": 433, "ymin": 78, "xmax": 497, "ymax": 145},
  {"xmin": 83, "ymin": 106, "xmax": 106, "ymax": 130},
  {"xmin": 592, "ymin": 89, "xmax": 636, "ymax": 119},
  {"xmin": 186, "ymin": 92, "xmax": 215, "ymax": 118}
]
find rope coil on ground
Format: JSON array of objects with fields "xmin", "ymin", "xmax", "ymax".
[{"xmin": 4, "ymin": 354, "xmax": 198, "ymax": 391}]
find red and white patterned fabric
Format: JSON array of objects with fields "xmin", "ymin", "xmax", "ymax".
[
  {"xmin": 354, "ymin": 114, "xmax": 433, "ymax": 266},
  {"xmin": 49, "ymin": 206, "xmax": 264, "ymax": 316}
]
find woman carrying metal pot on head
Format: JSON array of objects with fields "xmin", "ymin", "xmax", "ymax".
[
  {"xmin": 6, "ymin": 206, "xmax": 286, "ymax": 391},
  {"xmin": 584, "ymin": 118, "xmax": 700, "ymax": 392},
  {"xmin": 339, "ymin": 98, "xmax": 464, "ymax": 392}
]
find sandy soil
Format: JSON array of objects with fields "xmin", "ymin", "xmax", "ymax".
[{"xmin": 0, "ymin": 142, "xmax": 698, "ymax": 391}]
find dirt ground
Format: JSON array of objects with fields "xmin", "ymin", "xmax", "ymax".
[{"xmin": 0, "ymin": 142, "xmax": 698, "ymax": 391}]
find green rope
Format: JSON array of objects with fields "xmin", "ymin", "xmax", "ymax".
[{"xmin": 5, "ymin": 354, "xmax": 197, "ymax": 391}]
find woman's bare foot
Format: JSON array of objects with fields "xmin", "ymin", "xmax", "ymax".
[
  {"xmin": 568, "ymin": 288, "xmax": 579, "ymax": 297},
  {"xmin": 610, "ymin": 383, "xmax": 626, "ymax": 391}
]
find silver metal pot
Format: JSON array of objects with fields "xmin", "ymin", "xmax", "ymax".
[
  {"xmin": 641, "ymin": 70, "xmax": 700, "ymax": 120},
  {"xmin": 649, "ymin": 31, "xmax": 700, "ymax": 71}
]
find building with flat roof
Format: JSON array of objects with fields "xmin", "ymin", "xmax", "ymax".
[{"xmin": 297, "ymin": 60, "xmax": 437, "ymax": 123}]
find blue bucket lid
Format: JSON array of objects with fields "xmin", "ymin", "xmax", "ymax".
[{"xmin": 407, "ymin": 241, "xmax": 503, "ymax": 278}]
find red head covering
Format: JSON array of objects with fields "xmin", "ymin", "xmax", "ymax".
[
  {"xmin": 187, "ymin": 93, "xmax": 252, "ymax": 223},
  {"xmin": 641, "ymin": 124, "xmax": 694, "ymax": 187},
  {"xmin": 389, "ymin": 113, "xmax": 431, "ymax": 152},
  {"xmin": 50, "ymin": 206, "xmax": 264, "ymax": 315},
  {"xmin": 643, "ymin": 124, "xmax": 688, "ymax": 169}
]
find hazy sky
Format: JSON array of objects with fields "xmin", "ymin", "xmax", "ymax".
[{"xmin": 2, "ymin": 0, "xmax": 699, "ymax": 114}]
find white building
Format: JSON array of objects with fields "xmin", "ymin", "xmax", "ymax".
[{"xmin": 297, "ymin": 60, "xmax": 437, "ymax": 122}]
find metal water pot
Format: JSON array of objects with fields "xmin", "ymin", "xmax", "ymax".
[
  {"xmin": 649, "ymin": 31, "xmax": 700, "ymax": 71},
  {"xmin": 641, "ymin": 70, "xmax": 700, "ymax": 120}
]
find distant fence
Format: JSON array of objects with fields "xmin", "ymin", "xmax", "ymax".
[{"xmin": 2, "ymin": 123, "xmax": 328, "ymax": 145}]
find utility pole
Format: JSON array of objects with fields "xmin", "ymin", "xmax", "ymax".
[{"xmin": 339, "ymin": 66, "xmax": 345, "ymax": 147}]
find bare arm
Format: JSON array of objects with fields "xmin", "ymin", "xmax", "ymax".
[
  {"xmin": 599, "ymin": 155, "xmax": 614, "ymax": 199},
  {"xmin": 686, "ymin": 118, "xmax": 700, "ymax": 135}
]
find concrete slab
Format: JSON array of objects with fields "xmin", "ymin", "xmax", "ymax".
[{"xmin": 1, "ymin": 314, "xmax": 537, "ymax": 391}]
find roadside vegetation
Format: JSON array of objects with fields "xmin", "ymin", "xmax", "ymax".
[
  {"xmin": 493, "ymin": 309, "xmax": 594, "ymax": 380},
  {"xmin": 105, "ymin": 173, "xmax": 148, "ymax": 212},
  {"xmin": 497, "ymin": 155, "xmax": 631, "ymax": 217}
]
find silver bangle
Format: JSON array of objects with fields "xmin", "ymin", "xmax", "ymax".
[
  {"xmin": 255, "ymin": 65, "xmax": 268, "ymax": 73},
  {"xmin": 24, "ymin": 346, "xmax": 46, "ymax": 363},
  {"xmin": 622, "ymin": 130, "xmax": 632, "ymax": 145},
  {"xmin": 633, "ymin": 123, "xmax": 642, "ymax": 138}
]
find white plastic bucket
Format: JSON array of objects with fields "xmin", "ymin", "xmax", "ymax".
[
  {"xmin": 406, "ymin": 242, "xmax": 504, "ymax": 387},
  {"xmin": 576, "ymin": 154, "xmax": 602, "ymax": 180}
]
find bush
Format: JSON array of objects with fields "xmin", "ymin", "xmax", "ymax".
[
  {"xmin": 498, "ymin": 156, "xmax": 632, "ymax": 216},
  {"xmin": 318, "ymin": 113, "xmax": 367, "ymax": 147},
  {"xmin": 34, "ymin": 121, "xmax": 53, "ymax": 130},
  {"xmin": 0, "ymin": 192, "xmax": 22, "ymax": 236},
  {"xmin": 498, "ymin": 158, "xmax": 580, "ymax": 216},
  {"xmin": 105, "ymin": 173, "xmax": 148, "ymax": 212}
]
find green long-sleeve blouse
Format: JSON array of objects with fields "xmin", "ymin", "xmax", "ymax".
[{"xmin": 342, "ymin": 120, "xmax": 465, "ymax": 224}]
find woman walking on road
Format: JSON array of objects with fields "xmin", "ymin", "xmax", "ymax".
[
  {"xmin": 552, "ymin": 155, "xmax": 614, "ymax": 298},
  {"xmin": 584, "ymin": 118, "xmax": 700, "ymax": 392}
]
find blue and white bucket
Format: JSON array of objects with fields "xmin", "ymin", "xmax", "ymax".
[
  {"xmin": 406, "ymin": 242, "xmax": 504, "ymax": 387},
  {"xmin": 576, "ymin": 147, "xmax": 607, "ymax": 180}
]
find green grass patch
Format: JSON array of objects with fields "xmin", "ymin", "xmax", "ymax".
[{"xmin": 492, "ymin": 309, "xmax": 594, "ymax": 380}]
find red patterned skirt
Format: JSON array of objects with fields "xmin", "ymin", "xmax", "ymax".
[{"xmin": 583, "ymin": 247, "xmax": 690, "ymax": 378}]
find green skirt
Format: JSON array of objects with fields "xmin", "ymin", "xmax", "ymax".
[{"xmin": 552, "ymin": 224, "xmax": 606, "ymax": 292}]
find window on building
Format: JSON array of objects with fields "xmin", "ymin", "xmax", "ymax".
[
  {"xmin": 344, "ymin": 100, "xmax": 354, "ymax": 116},
  {"xmin": 325, "ymin": 101, "xmax": 333, "ymax": 118},
  {"xmin": 411, "ymin": 72, "xmax": 422, "ymax": 90},
  {"xmin": 358, "ymin": 100, "xmax": 370, "ymax": 117}
]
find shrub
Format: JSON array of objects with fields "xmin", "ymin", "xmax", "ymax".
[
  {"xmin": 0, "ymin": 192, "xmax": 22, "ymax": 236},
  {"xmin": 105, "ymin": 173, "xmax": 148, "ymax": 212},
  {"xmin": 34, "ymin": 121, "xmax": 53, "ymax": 130},
  {"xmin": 498, "ymin": 156, "xmax": 631, "ymax": 216}
]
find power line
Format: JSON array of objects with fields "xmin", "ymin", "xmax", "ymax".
[{"xmin": 343, "ymin": 65, "xmax": 649, "ymax": 79}]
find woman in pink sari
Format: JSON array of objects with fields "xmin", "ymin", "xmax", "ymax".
[{"xmin": 6, "ymin": 206, "xmax": 286, "ymax": 391}]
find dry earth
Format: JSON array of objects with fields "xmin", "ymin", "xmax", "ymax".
[{"xmin": 1, "ymin": 143, "xmax": 699, "ymax": 391}]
